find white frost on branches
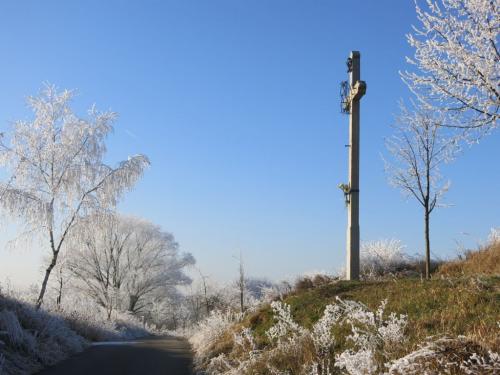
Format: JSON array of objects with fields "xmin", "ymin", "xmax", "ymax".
[
  {"xmin": 385, "ymin": 103, "xmax": 458, "ymax": 208},
  {"xmin": 487, "ymin": 227, "xmax": 500, "ymax": 246},
  {"xmin": 0, "ymin": 84, "xmax": 150, "ymax": 307},
  {"xmin": 189, "ymin": 310, "xmax": 244, "ymax": 360},
  {"xmin": 266, "ymin": 301, "xmax": 307, "ymax": 345},
  {"xmin": 360, "ymin": 239, "xmax": 410, "ymax": 278},
  {"xmin": 67, "ymin": 213, "xmax": 194, "ymax": 318},
  {"xmin": 333, "ymin": 298, "xmax": 407, "ymax": 374},
  {"xmin": 190, "ymin": 296, "xmax": 500, "ymax": 375},
  {"xmin": 386, "ymin": 337, "xmax": 500, "ymax": 374},
  {"xmin": 193, "ymin": 298, "xmax": 408, "ymax": 375},
  {"xmin": 402, "ymin": 0, "xmax": 499, "ymax": 134}
]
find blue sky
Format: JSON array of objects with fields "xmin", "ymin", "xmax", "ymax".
[{"xmin": 0, "ymin": 1, "xmax": 498, "ymax": 287}]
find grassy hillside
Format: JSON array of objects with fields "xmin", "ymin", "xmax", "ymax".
[
  {"xmin": 247, "ymin": 277, "xmax": 500, "ymax": 350},
  {"xmin": 193, "ymin": 242, "xmax": 500, "ymax": 374}
]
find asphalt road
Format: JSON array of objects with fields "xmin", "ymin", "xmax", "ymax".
[{"xmin": 36, "ymin": 336, "xmax": 193, "ymax": 375}]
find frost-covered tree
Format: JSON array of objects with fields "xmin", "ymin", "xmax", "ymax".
[
  {"xmin": 0, "ymin": 85, "xmax": 149, "ymax": 308},
  {"xmin": 121, "ymin": 217, "xmax": 195, "ymax": 313},
  {"xmin": 68, "ymin": 213, "xmax": 194, "ymax": 317},
  {"xmin": 235, "ymin": 252, "xmax": 246, "ymax": 313},
  {"xmin": 402, "ymin": 0, "xmax": 499, "ymax": 134},
  {"xmin": 66, "ymin": 213, "xmax": 131, "ymax": 318},
  {"xmin": 385, "ymin": 103, "xmax": 459, "ymax": 279}
]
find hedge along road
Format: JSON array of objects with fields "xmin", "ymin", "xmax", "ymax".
[{"xmin": 36, "ymin": 336, "xmax": 193, "ymax": 375}]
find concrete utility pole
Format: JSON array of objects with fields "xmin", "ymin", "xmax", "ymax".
[{"xmin": 342, "ymin": 51, "xmax": 366, "ymax": 280}]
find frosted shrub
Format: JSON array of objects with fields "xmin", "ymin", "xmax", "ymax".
[
  {"xmin": 206, "ymin": 329, "xmax": 263, "ymax": 375},
  {"xmin": 265, "ymin": 298, "xmax": 407, "ymax": 374},
  {"xmin": 206, "ymin": 354, "xmax": 235, "ymax": 374},
  {"xmin": 311, "ymin": 304, "xmax": 342, "ymax": 357},
  {"xmin": 333, "ymin": 298, "xmax": 407, "ymax": 374},
  {"xmin": 261, "ymin": 281, "xmax": 293, "ymax": 303},
  {"xmin": 189, "ymin": 309, "xmax": 243, "ymax": 361},
  {"xmin": 306, "ymin": 304, "xmax": 343, "ymax": 374},
  {"xmin": 194, "ymin": 298, "xmax": 408, "ymax": 375},
  {"xmin": 234, "ymin": 328, "xmax": 256, "ymax": 352},
  {"xmin": 387, "ymin": 337, "xmax": 500, "ymax": 374},
  {"xmin": 266, "ymin": 301, "xmax": 307, "ymax": 345},
  {"xmin": 360, "ymin": 239, "xmax": 411, "ymax": 278},
  {"xmin": 335, "ymin": 349, "xmax": 377, "ymax": 375},
  {"xmin": 192, "ymin": 297, "xmax": 499, "ymax": 375},
  {"xmin": 0, "ymin": 310, "xmax": 25, "ymax": 348},
  {"xmin": 487, "ymin": 227, "xmax": 500, "ymax": 246},
  {"xmin": 462, "ymin": 351, "xmax": 500, "ymax": 374}
]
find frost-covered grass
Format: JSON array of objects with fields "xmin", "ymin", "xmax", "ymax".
[
  {"xmin": 54, "ymin": 296, "xmax": 153, "ymax": 343},
  {"xmin": 188, "ymin": 310, "xmax": 244, "ymax": 361},
  {"xmin": 190, "ymin": 294, "xmax": 499, "ymax": 374},
  {"xmin": 0, "ymin": 294, "xmax": 85, "ymax": 374},
  {"xmin": 188, "ymin": 242, "xmax": 500, "ymax": 374},
  {"xmin": 0, "ymin": 289, "xmax": 154, "ymax": 374}
]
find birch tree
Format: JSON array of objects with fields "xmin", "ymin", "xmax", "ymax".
[
  {"xmin": 385, "ymin": 103, "xmax": 459, "ymax": 279},
  {"xmin": 0, "ymin": 85, "xmax": 149, "ymax": 308},
  {"xmin": 402, "ymin": 0, "xmax": 499, "ymax": 134}
]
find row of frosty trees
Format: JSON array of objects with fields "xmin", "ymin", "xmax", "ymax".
[
  {"xmin": 384, "ymin": 0, "xmax": 498, "ymax": 279},
  {"xmin": 0, "ymin": 86, "xmax": 195, "ymax": 326}
]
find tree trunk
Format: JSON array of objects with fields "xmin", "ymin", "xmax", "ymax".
[
  {"xmin": 128, "ymin": 295, "xmax": 139, "ymax": 313},
  {"xmin": 203, "ymin": 282, "xmax": 209, "ymax": 315},
  {"xmin": 36, "ymin": 250, "xmax": 59, "ymax": 309},
  {"xmin": 424, "ymin": 209, "xmax": 431, "ymax": 280},
  {"xmin": 56, "ymin": 275, "xmax": 63, "ymax": 306},
  {"xmin": 107, "ymin": 306, "xmax": 113, "ymax": 320},
  {"xmin": 240, "ymin": 287, "xmax": 244, "ymax": 313}
]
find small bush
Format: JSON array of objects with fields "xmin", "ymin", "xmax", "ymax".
[
  {"xmin": 360, "ymin": 239, "xmax": 413, "ymax": 279},
  {"xmin": 188, "ymin": 309, "xmax": 244, "ymax": 364},
  {"xmin": 387, "ymin": 337, "xmax": 500, "ymax": 374},
  {"xmin": 294, "ymin": 274, "xmax": 336, "ymax": 292}
]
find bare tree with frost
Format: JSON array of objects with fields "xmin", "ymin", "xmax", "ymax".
[
  {"xmin": 235, "ymin": 252, "xmax": 245, "ymax": 313},
  {"xmin": 0, "ymin": 85, "xmax": 149, "ymax": 308},
  {"xmin": 122, "ymin": 216, "xmax": 194, "ymax": 313},
  {"xmin": 402, "ymin": 0, "xmax": 499, "ymax": 134},
  {"xmin": 68, "ymin": 213, "xmax": 194, "ymax": 316},
  {"xmin": 67, "ymin": 213, "xmax": 132, "ymax": 318},
  {"xmin": 385, "ymin": 103, "xmax": 459, "ymax": 279}
]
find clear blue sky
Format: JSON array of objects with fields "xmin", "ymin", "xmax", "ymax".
[{"xmin": 0, "ymin": 1, "xmax": 498, "ymax": 286}]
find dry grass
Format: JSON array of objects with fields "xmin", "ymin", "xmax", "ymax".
[{"xmin": 438, "ymin": 241, "xmax": 500, "ymax": 277}]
